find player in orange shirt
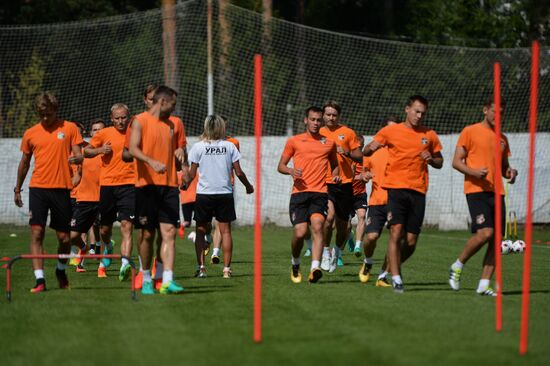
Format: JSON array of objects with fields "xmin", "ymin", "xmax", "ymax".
[
  {"xmin": 278, "ymin": 106, "xmax": 339, "ymax": 284},
  {"xmin": 128, "ymin": 85, "xmax": 184, "ymax": 295},
  {"xmin": 14, "ymin": 92, "xmax": 83, "ymax": 292},
  {"xmin": 350, "ymin": 134, "xmax": 370, "ymax": 258},
  {"xmin": 448, "ymin": 98, "xmax": 518, "ymax": 296},
  {"xmin": 319, "ymin": 101, "xmax": 363, "ymax": 273},
  {"xmin": 85, "ymin": 104, "xmax": 136, "ymax": 281},
  {"xmin": 69, "ymin": 119, "xmax": 105, "ymax": 272},
  {"xmin": 358, "ymin": 117, "xmax": 397, "ymax": 286},
  {"xmin": 363, "ymin": 95, "xmax": 443, "ymax": 293}
]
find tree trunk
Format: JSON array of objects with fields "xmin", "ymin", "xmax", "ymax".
[{"xmin": 161, "ymin": 0, "xmax": 178, "ymax": 92}]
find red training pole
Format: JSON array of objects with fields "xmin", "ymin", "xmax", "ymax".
[
  {"xmin": 493, "ymin": 62, "xmax": 503, "ymax": 332},
  {"xmin": 520, "ymin": 40, "xmax": 539, "ymax": 356},
  {"xmin": 253, "ymin": 54, "xmax": 263, "ymax": 343}
]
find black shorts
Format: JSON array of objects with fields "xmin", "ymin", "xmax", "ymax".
[
  {"xmin": 366, "ymin": 204, "xmax": 388, "ymax": 235},
  {"xmin": 289, "ymin": 192, "xmax": 328, "ymax": 225},
  {"xmin": 71, "ymin": 201, "xmax": 99, "ymax": 234},
  {"xmin": 99, "ymin": 185, "xmax": 135, "ymax": 225},
  {"xmin": 181, "ymin": 202, "xmax": 194, "ymax": 225},
  {"xmin": 135, "ymin": 185, "xmax": 180, "ymax": 229},
  {"xmin": 387, "ymin": 189, "xmax": 426, "ymax": 235},
  {"xmin": 194, "ymin": 194, "xmax": 236, "ymax": 223},
  {"xmin": 327, "ymin": 183, "xmax": 354, "ymax": 220},
  {"xmin": 353, "ymin": 194, "xmax": 368, "ymax": 212},
  {"xmin": 29, "ymin": 188, "xmax": 72, "ymax": 232},
  {"xmin": 466, "ymin": 191, "xmax": 505, "ymax": 234}
]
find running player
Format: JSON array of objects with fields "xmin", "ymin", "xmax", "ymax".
[
  {"xmin": 350, "ymin": 134, "xmax": 370, "ymax": 258},
  {"xmin": 14, "ymin": 92, "xmax": 83, "ymax": 292},
  {"xmin": 278, "ymin": 106, "xmax": 339, "ymax": 284},
  {"xmin": 363, "ymin": 96, "xmax": 443, "ymax": 293},
  {"xmin": 183, "ymin": 115, "xmax": 254, "ymax": 278},
  {"xmin": 128, "ymin": 85, "xmax": 184, "ymax": 294},
  {"xmin": 85, "ymin": 103, "xmax": 135, "ymax": 280},
  {"xmin": 320, "ymin": 101, "xmax": 362, "ymax": 272},
  {"xmin": 448, "ymin": 98, "xmax": 518, "ymax": 296},
  {"xmin": 69, "ymin": 119, "xmax": 105, "ymax": 272}
]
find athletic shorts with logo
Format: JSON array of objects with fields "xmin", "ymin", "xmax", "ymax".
[
  {"xmin": 98, "ymin": 185, "xmax": 135, "ymax": 225},
  {"xmin": 386, "ymin": 189, "xmax": 425, "ymax": 235},
  {"xmin": 194, "ymin": 194, "xmax": 236, "ymax": 223},
  {"xmin": 289, "ymin": 192, "xmax": 328, "ymax": 225},
  {"xmin": 327, "ymin": 183, "xmax": 354, "ymax": 220},
  {"xmin": 353, "ymin": 193, "xmax": 368, "ymax": 212},
  {"xmin": 135, "ymin": 185, "xmax": 180, "ymax": 229},
  {"xmin": 366, "ymin": 204, "xmax": 388, "ymax": 235},
  {"xmin": 71, "ymin": 201, "xmax": 99, "ymax": 233},
  {"xmin": 466, "ymin": 191, "xmax": 505, "ymax": 234},
  {"xmin": 29, "ymin": 188, "xmax": 72, "ymax": 232}
]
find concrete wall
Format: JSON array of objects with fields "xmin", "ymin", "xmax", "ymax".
[{"xmin": 1, "ymin": 133, "xmax": 549, "ymax": 228}]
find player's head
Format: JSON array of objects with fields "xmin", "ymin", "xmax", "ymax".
[
  {"xmin": 483, "ymin": 97, "xmax": 507, "ymax": 127},
  {"xmin": 110, "ymin": 103, "xmax": 129, "ymax": 131},
  {"xmin": 323, "ymin": 101, "xmax": 341, "ymax": 127},
  {"xmin": 201, "ymin": 114, "xmax": 226, "ymax": 141},
  {"xmin": 153, "ymin": 85, "xmax": 177, "ymax": 118},
  {"xmin": 73, "ymin": 122, "xmax": 85, "ymax": 136},
  {"xmin": 405, "ymin": 95, "xmax": 428, "ymax": 127},
  {"xmin": 89, "ymin": 118, "xmax": 105, "ymax": 137},
  {"xmin": 356, "ymin": 133, "xmax": 365, "ymax": 148},
  {"xmin": 382, "ymin": 115, "xmax": 399, "ymax": 128},
  {"xmin": 304, "ymin": 106, "xmax": 323, "ymax": 135},
  {"xmin": 143, "ymin": 82, "xmax": 159, "ymax": 110},
  {"xmin": 35, "ymin": 92, "xmax": 59, "ymax": 124}
]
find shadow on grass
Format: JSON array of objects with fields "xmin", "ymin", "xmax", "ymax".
[{"xmin": 502, "ymin": 289, "xmax": 550, "ymax": 295}]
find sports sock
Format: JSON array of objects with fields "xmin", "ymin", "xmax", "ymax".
[
  {"xmin": 142, "ymin": 270, "xmax": 152, "ymax": 282},
  {"xmin": 56, "ymin": 261, "xmax": 67, "ymax": 271},
  {"xmin": 452, "ymin": 259, "xmax": 464, "ymax": 271},
  {"xmin": 154, "ymin": 261, "xmax": 164, "ymax": 280},
  {"xmin": 378, "ymin": 270, "xmax": 388, "ymax": 280},
  {"xmin": 80, "ymin": 241, "xmax": 87, "ymax": 250},
  {"xmin": 205, "ymin": 234, "xmax": 212, "ymax": 244},
  {"xmin": 334, "ymin": 246, "xmax": 342, "ymax": 258},
  {"xmin": 94, "ymin": 243, "xmax": 101, "ymax": 253},
  {"xmin": 121, "ymin": 258, "xmax": 129, "ymax": 267},
  {"xmin": 364, "ymin": 257, "xmax": 373, "ymax": 265},
  {"xmin": 392, "ymin": 275, "xmax": 403, "ymax": 285},
  {"xmin": 311, "ymin": 260, "xmax": 320, "ymax": 270},
  {"xmin": 34, "ymin": 269, "xmax": 45, "ymax": 279},
  {"xmin": 162, "ymin": 270, "xmax": 173, "ymax": 285},
  {"xmin": 305, "ymin": 239, "xmax": 312, "ymax": 250},
  {"xmin": 291, "ymin": 257, "xmax": 301, "ymax": 266},
  {"xmin": 212, "ymin": 247, "xmax": 220, "ymax": 256},
  {"xmin": 99, "ymin": 262, "xmax": 106, "ymax": 269},
  {"xmin": 477, "ymin": 279, "xmax": 490, "ymax": 292},
  {"xmin": 106, "ymin": 241, "xmax": 113, "ymax": 251},
  {"xmin": 138, "ymin": 256, "xmax": 143, "ymax": 271},
  {"xmin": 355, "ymin": 240, "xmax": 361, "ymax": 248}
]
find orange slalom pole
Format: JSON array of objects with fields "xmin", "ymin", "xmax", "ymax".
[
  {"xmin": 520, "ymin": 40, "xmax": 539, "ymax": 355},
  {"xmin": 493, "ymin": 62, "xmax": 503, "ymax": 332},
  {"xmin": 253, "ymin": 54, "xmax": 263, "ymax": 343}
]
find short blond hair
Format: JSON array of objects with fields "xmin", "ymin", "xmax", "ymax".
[{"xmin": 200, "ymin": 115, "xmax": 226, "ymax": 142}]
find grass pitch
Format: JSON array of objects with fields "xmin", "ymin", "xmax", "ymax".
[{"xmin": 0, "ymin": 224, "xmax": 549, "ymax": 366}]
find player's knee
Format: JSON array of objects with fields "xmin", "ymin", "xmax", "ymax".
[
  {"xmin": 366, "ymin": 232, "xmax": 379, "ymax": 242},
  {"xmin": 477, "ymin": 227, "xmax": 494, "ymax": 242}
]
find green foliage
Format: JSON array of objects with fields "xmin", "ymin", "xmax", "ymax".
[{"xmin": 5, "ymin": 50, "xmax": 45, "ymax": 137}]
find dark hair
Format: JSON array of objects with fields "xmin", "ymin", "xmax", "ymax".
[
  {"xmin": 89, "ymin": 118, "xmax": 105, "ymax": 130},
  {"xmin": 34, "ymin": 92, "xmax": 59, "ymax": 114},
  {"xmin": 483, "ymin": 96, "xmax": 507, "ymax": 108},
  {"xmin": 382, "ymin": 115, "xmax": 399, "ymax": 127},
  {"xmin": 143, "ymin": 82, "xmax": 159, "ymax": 98},
  {"xmin": 73, "ymin": 121, "xmax": 85, "ymax": 134},
  {"xmin": 323, "ymin": 101, "xmax": 342, "ymax": 115},
  {"xmin": 152, "ymin": 85, "xmax": 178, "ymax": 103},
  {"xmin": 304, "ymin": 106, "xmax": 323, "ymax": 117},
  {"xmin": 406, "ymin": 95, "xmax": 428, "ymax": 108}
]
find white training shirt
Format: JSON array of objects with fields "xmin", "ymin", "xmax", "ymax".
[{"xmin": 188, "ymin": 139, "xmax": 241, "ymax": 194}]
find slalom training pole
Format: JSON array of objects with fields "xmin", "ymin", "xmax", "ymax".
[
  {"xmin": 493, "ymin": 62, "xmax": 503, "ymax": 332},
  {"xmin": 519, "ymin": 40, "xmax": 539, "ymax": 356},
  {"xmin": 253, "ymin": 54, "xmax": 263, "ymax": 343}
]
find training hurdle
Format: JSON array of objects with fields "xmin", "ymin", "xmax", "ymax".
[{"xmin": 4, "ymin": 254, "xmax": 137, "ymax": 302}]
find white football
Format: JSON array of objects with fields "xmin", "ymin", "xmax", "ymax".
[
  {"xmin": 512, "ymin": 240, "xmax": 526, "ymax": 253},
  {"xmin": 187, "ymin": 231, "xmax": 196, "ymax": 243},
  {"xmin": 501, "ymin": 240, "xmax": 513, "ymax": 255}
]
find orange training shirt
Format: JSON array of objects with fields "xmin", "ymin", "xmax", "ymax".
[
  {"xmin": 133, "ymin": 111, "xmax": 178, "ymax": 188},
  {"xmin": 320, "ymin": 125, "xmax": 360, "ymax": 184},
  {"xmin": 89, "ymin": 126, "xmax": 135, "ymax": 186},
  {"xmin": 178, "ymin": 170, "xmax": 198, "ymax": 204},
  {"xmin": 352, "ymin": 161, "xmax": 366, "ymax": 196},
  {"xmin": 456, "ymin": 122, "xmax": 511, "ymax": 195},
  {"xmin": 170, "ymin": 115, "xmax": 187, "ymax": 149},
  {"xmin": 75, "ymin": 155, "xmax": 102, "ymax": 202},
  {"xmin": 281, "ymin": 133, "xmax": 337, "ymax": 194},
  {"xmin": 21, "ymin": 120, "xmax": 83, "ymax": 189},
  {"xmin": 364, "ymin": 148, "xmax": 389, "ymax": 206},
  {"xmin": 373, "ymin": 122, "xmax": 442, "ymax": 194}
]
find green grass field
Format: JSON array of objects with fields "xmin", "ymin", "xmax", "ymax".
[{"xmin": 0, "ymin": 224, "xmax": 549, "ymax": 366}]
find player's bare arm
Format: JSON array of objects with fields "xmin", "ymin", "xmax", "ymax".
[
  {"xmin": 121, "ymin": 147, "xmax": 134, "ymax": 162},
  {"xmin": 502, "ymin": 157, "xmax": 518, "ymax": 184},
  {"xmin": 277, "ymin": 155, "xmax": 302, "ymax": 179},
  {"xmin": 452, "ymin": 146, "xmax": 488, "ymax": 179},
  {"xmin": 233, "ymin": 161, "xmax": 254, "ymax": 194},
  {"xmin": 72, "ymin": 164, "xmax": 82, "ymax": 188},
  {"xmin": 420, "ymin": 150, "xmax": 443, "ymax": 169},
  {"xmin": 84, "ymin": 141, "xmax": 112, "ymax": 158},
  {"xmin": 14, "ymin": 152, "xmax": 32, "ymax": 207},
  {"xmin": 182, "ymin": 162, "xmax": 197, "ymax": 186},
  {"xmin": 362, "ymin": 140, "xmax": 382, "ymax": 157},
  {"xmin": 128, "ymin": 119, "xmax": 166, "ymax": 173},
  {"xmin": 330, "ymin": 158, "xmax": 341, "ymax": 184},
  {"xmin": 68, "ymin": 144, "xmax": 83, "ymax": 164}
]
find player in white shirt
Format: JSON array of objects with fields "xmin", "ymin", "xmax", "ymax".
[{"xmin": 183, "ymin": 115, "xmax": 254, "ymax": 278}]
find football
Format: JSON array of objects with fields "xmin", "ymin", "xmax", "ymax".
[
  {"xmin": 501, "ymin": 240, "xmax": 513, "ymax": 255},
  {"xmin": 511, "ymin": 240, "xmax": 526, "ymax": 253},
  {"xmin": 187, "ymin": 231, "xmax": 196, "ymax": 243}
]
